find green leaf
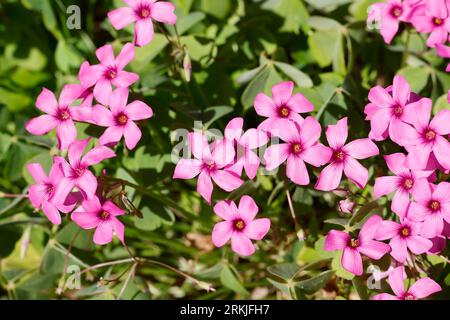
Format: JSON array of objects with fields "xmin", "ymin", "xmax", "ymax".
[
  {"xmin": 349, "ymin": 201, "xmax": 379, "ymax": 226},
  {"xmin": 267, "ymin": 263, "xmax": 301, "ymax": 281},
  {"xmin": 55, "ymin": 40, "xmax": 83, "ymax": 73},
  {"xmin": 203, "ymin": 105, "xmax": 233, "ymax": 128},
  {"xmin": 200, "ymin": 0, "xmax": 231, "ymax": 19},
  {"xmin": 308, "ymin": 29, "xmax": 346, "ymax": 74},
  {"xmin": 0, "ymin": 88, "xmax": 32, "ymax": 112},
  {"xmin": 220, "ymin": 265, "xmax": 248, "ymax": 296},
  {"xmin": 0, "ymin": 225, "xmax": 22, "ymax": 258},
  {"xmin": 398, "ymin": 67, "xmax": 430, "ymax": 92},
  {"xmin": 294, "ymin": 270, "xmax": 334, "ymax": 293},
  {"xmin": 241, "ymin": 65, "xmax": 271, "ymax": 110},
  {"xmin": 274, "ymin": 61, "xmax": 313, "ymax": 88},
  {"xmin": 40, "ymin": 242, "xmax": 88, "ymax": 275},
  {"xmin": 131, "ymin": 34, "xmax": 169, "ymax": 70},
  {"xmin": 262, "ymin": 0, "xmax": 309, "ymax": 33},
  {"xmin": 177, "ymin": 12, "xmax": 206, "ymax": 35},
  {"xmin": 433, "ymin": 94, "xmax": 449, "ymax": 114},
  {"xmin": 56, "ymin": 223, "xmax": 96, "ymax": 251},
  {"xmin": 324, "ymin": 218, "xmax": 348, "ymax": 227}
]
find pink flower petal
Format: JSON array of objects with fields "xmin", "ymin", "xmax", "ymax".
[
  {"xmin": 433, "ymin": 136, "xmax": 450, "ymax": 170},
  {"xmin": 112, "ymin": 70, "xmax": 139, "ymax": 87},
  {"xmin": 125, "ymin": 101, "xmax": 153, "ymax": 120},
  {"xmin": 288, "ymin": 93, "xmax": 314, "ymax": 113},
  {"xmin": 35, "ymin": 88, "xmax": 58, "ymax": 114},
  {"xmin": 244, "ymin": 218, "xmax": 270, "ymax": 240},
  {"xmin": 343, "ymin": 157, "xmax": 368, "ymax": 189},
  {"xmin": 123, "ymin": 121, "xmax": 142, "ymax": 150},
  {"xmin": 42, "ymin": 200, "xmax": 62, "ymax": 225},
  {"xmin": 173, "ymin": 158, "xmax": 202, "ymax": 179},
  {"xmin": 238, "ymin": 195, "xmax": 259, "ymax": 222},
  {"xmin": 359, "ymin": 215, "xmax": 383, "ymax": 242},
  {"xmin": 392, "ymin": 75, "xmax": 410, "ymax": 106},
  {"xmin": 224, "ymin": 117, "xmax": 244, "ymax": 141},
  {"xmin": 189, "ymin": 132, "xmax": 211, "ymax": 161},
  {"xmin": 93, "ymin": 222, "xmax": 114, "ymax": 245},
  {"xmin": 211, "ymin": 221, "xmax": 233, "ymax": 247},
  {"xmin": 111, "ymin": 217, "xmax": 125, "ymax": 243},
  {"xmin": 243, "ymin": 150, "xmax": 260, "ymax": 179},
  {"xmin": 91, "ymin": 105, "xmax": 115, "ymax": 126},
  {"xmin": 134, "ymin": 18, "xmax": 154, "ymax": 47},
  {"xmin": 211, "ymin": 139, "xmax": 235, "ymax": 168},
  {"xmin": 263, "ymin": 143, "xmax": 290, "ymax": 171},
  {"xmin": 27, "ymin": 163, "xmax": 48, "ymax": 184},
  {"xmin": 254, "ymin": 93, "xmax": 276, "ymax": 118},
  {"xmin": 342, "ymin": 247, "xmax": 363, "ymax": 276},
  {"xmin": 411, "ymin": 179, "xmax": 432, "ymax": 204},
  {"xmin": 51, "ymin": 177, "xmax": 75, "ymax": 206},
  {"xmin": 391, "ymin": 189, "xmax": 410, "ymax": 218},
  {"xmin": 389, "ymin": 236, "xmax": 408, "ymax": 262},
  {"xmin": 409, "ymin": 98, "xmax": 432, "ymax": 132},
  {"xmin": 343, "ymin": 138, "xmax": 379, "ymax": 159},
  {"xmin": 315, "ymin": 163, "xmax": 344, "ymax": 191},
  {"xmin": 374, "ymin": 176, "xmax": 401, "ymax": 199},
  {"xmin": 59, "ymin": 84, "xmax": 83, "ymax": 106},
  {"xmin": 430, "ymin": 109, "xmax": 450, "ymax": 135},
  {"xmin": 109, "ymin": 88, "xmax": 128, "ymax": 115},
  {"xmin": 197, "ymin": 171, "xmax": 213, "ymax": 203},
  {"xmin": 358, "ymin": 239, "xmax": 390, "ymax": 260},
  {"xmin": 82, "ymin": 146, "xmax": 116, "ymax": 166},
  {"xmin": 388, "ymin": 266, "xmax": 406, "ymax": 297},
  {"xmin": 150, "ymin": 1, "xmax": 177, "ymax": 24},
  {"xmin": 371, "ymin": 293, "xmax": 400, "ymax": 300},
  {"xmin": 368, "ymin": 85, "xmax": 394, "ymax": 107},
  {"xmin": 93, "ymin": 78, "xmax": 113, "ymax": 106},
  {"xmin": 324, "ymin": 230, "xmax": 350, "ymax": 251},
  {"xmin": 72, "ymin": 211, "xmax": 100, "ymax": 229},
  {"xmin": 406, "ymin": 235, "xmax": 433, "ymax": 255},
  {"xmin": 325, "ymin": 117, "xmax": 348, "ymax": 149},
  {"xmin": 271, "ymin": 81, "xmax": 294, "ymax": 106},
  {"xmin": 231, "ymin": 232, "xmax": 255, "ymax": 256},
  {"xmin": 300, "ymin": 143, "xmax": 332, "ymax": 167},
  {"xmin": 214, "ymin": 200, "xmax": 239, "ymax": 221},
  {"xmin": 384, "ymin": 153, "xmax": 408, "ymax": 176},
  {"xmin": 28, "ymin": 185, "xmax": 47, "ymax": 209},
  {"xmin": 68, "ymin": 138, "xmax": 89, "ymax": 167},
  {"xmin": 108, "ymin": 6, "xmax": 137, "ymax": 30},
  {"xmin": 408, "ymin": 277, "xmax": 441, "ymax": 299},
  {"xmin": 211, "ymin": 169, "xmax": 243, "ymax": 192},
  {"xmin": 96, "ymin": 44, "xmax": 115, "ymax": 66},
  {"xmin": 375, "ymin": 220, "xmax": 401, "ymax": 240},
  {"xmin": 99, "ymin": 126, "xmax": 124, "ymax": 146},
  {"xmin": 25, "ymin": 115, "xmax": 58, "ymax": 136},
  {"xmin": 239, "ymin": 128, "xmax": 268, "ymax": 150},
  {"xmin": 299, "ymin": 116, "xmax": 321, "ymax": 148},
  {"xmin": 286, "ymin": 156, "xmax": 309, "ymax": 185},
  {"xmin": 76, "ymin": 170, "xmax": 98, "ymax": 200},
  {"xmin": 56, "ymin": 120, "xmax": 77, "ymax": 150}
]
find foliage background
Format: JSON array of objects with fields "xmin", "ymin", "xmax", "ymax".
[{"xmin": 0, "ymin": 0, "xmax": 449, "ymax": 300}]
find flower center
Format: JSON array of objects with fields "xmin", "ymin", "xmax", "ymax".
[
  {"xmin": 137, "ymin": 6, "xmax": 151, "ymax": 19},
  {"xmin": 429, "ymin": 200, "xmax": 440, "ymax": 212},
  {"xmin": 46, "ymin": 184, "xmax": 55, "ymax": 195},
  {"xmin": 391, "ymin": 6, "xmax": 402, "ymax": 17},
  {"xmin": 74, "ymin": 166, "xmax": 85, "ymax": 177},
  {"xmin": 349, "ymin": 238, "xmax": 359, "ymax": 248},
  {"xmin": 105, "ymin": 67, "xmax": 117, "ymax": 80},
  {"xmin": 58, "ymin": 108, "xmax": 70, "ymax": 121},
  {"xmin": 117, "ymin": 113, "xmax": 128, "ymax": 125},
  {"xmin": 400, "ymin": 227, "xmax": 410, "ymax": 237},
  {"xmin": 99, "ymin": 211, "xmax": 110, "ymax": 220},
  {"xmin": 434, "ymin": 17, "xmax": 443, "ymax": 26},
  {"xmin": 278, "ymin": 106, "xmax": 290, "ymax": 118},
  {"xmin": 425, "ymin": 129, "xmax": 436, "ymax": 141},
  {"xmin": 403, "ymin": 293, "xmax": 416, "ymax": 300},
  {"xmin": 233, "ymin": 219, "xmax": 246, "ymax": 231},
  {"xmin": 204, "ymin": 160, "xmax": 216, "ymax": 171},
  {"xmin": 291, "ymin": 143, "xmax": 302, "ymax": 154},
  {"xmin": 333, "ymin": 150, "xmax": 345, "ymax": 162},
  {"xmin": 403, "ymin": 178, "xmax": 414, "ymax": 190},
  {"xmin": 393, "ymin": 105, "xmax": 403, "ymax": 117}
]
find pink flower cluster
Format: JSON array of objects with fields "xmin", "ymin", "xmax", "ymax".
[
  {"xmin": 25, "ymin": 0, "xmax": 177, "ymax": 245},
  {"xmin": 324, "ymin": 74, "xmax": 449, "ymax": 300},
  {"xmin": 174, "ymin": 81, "xmax": 381, "ymax": 256}
]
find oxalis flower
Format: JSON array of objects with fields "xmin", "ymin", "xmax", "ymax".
[
  {"xmin": 411, "ymin": 0, "xmax": 450, "ymax": 47},
  {"xmin": 27, "ymin": 160, "xmax": 79, "ymax": 225},
  {"xmin": 365, "ymin": 75, "xmax": 422, "ymax": 145},
  {"xmin": 324, "ymin": 215, "xmax": 391, "ymax": 276},
  {"xmin": 315, "ymin": 117, "xmax": 379, "ymax": 191},
  {"xmin": 108, "ymin": 0, "xmax": 177, "ymax": 47},
  {"xmin": 211, "ymin": 196, "xmax": 270, "ymax": 256},
  {"xmin": 254, "ymin": 81, "xmax": 314, "ymax": 132},
  {"xmin": 25, "ymin": 85, "xmax": 91, "ymax": 150},
  {"xmin": 375, "ymin": 218, "xmax": 432, "ymax": 263},
  {"xmin": 402, "ymin": 99, "xmax": 450, "ymax": 170},
  {"xmin": 224, "ymin": 117, "xmax": 268, "ymax": 180},
  {"xmin": 408, "ymin": 181, "xmax": 450, "ymax": 238},
  {"xmin": 263, "ymin": 117, "xmax": 331, "ymax": 185},
  {"xmin": 84, "ymin": 43, "xmax": 139, "ymax": 105},
  {"xmin": 374, "ymin": 153, "xmax": 433, "ymax": 218},
  {"xmin": 372, "ymin": 266, "xmax": 441, "ymax": 300},
  {"xmin": 72, "ymin": 196, "xmax": 125, "ymax": 245},
  {"xmin": 173, "ymin": 132, "xmax": 243, "ymax": 203},
  {"xmin": 92, "ymin": 87, "xmax": 153, "ymax": 150},
  {"xmin": 52, "ymin": 139, "xmax": 116, "ymax": 204}
]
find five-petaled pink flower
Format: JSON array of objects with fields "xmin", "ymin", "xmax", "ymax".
[
  {"xmin": 254, "ymin": 81, "xmax": 314, "ymax": 132},
  {"xmin": 408, "ymin": 181, "xmax": 450, "ymax": 238},
  {"xmin": 411, "ymin": 0, "xmax": 450, "ymax": 47},
  {"xmin": 26, "ymin": 85, "xmax": 91, "ymax": 150},
  {"xmin": 108, "ymin": 0, "xmax": 177, "ymax": 47},
  {"xmin": 173, "ymin": 132, "xmax": 243, "ymax": 203},
  {"xmin": 315, "ymin": 117, "xmax": 379, "ymax": 191},
  {"xmin": 402, "ymin": 99, "xmax": 450, "ymax": 170},
  {"xmin": 53, "ymin": 139, "xmax": 116, "ymax": 204},
  {"xmin": 85, "ymin": 43, "xmax": 139, "ymax": 105},
  {"xmin": 92, "ymin": 88, "xmax": 153, "ymax": 150},
  {"xmin": 211, "ymin": 195, "xmax": 270, "ymax": 256},
  {"xmin": 374, "ymin": 153, "xmax": 432, "ymax": 218},
  {"xmin": 75, "ymin": 61, "xmax": 95, "ymax": 109},
  {"xmin": 27, "ymin": 160, "xmax": 78, "ymax": 225},
  {"xmin": 372, "ymin": 266, "xmax": 441, "ymax": 300},
  {"xmin": 375, "ymin": 218, "xmax": 432, "ymax": 263},
  {"xmin": 366, "ymin": 75, "xmax": 421, "ymax": 145},
  {"xmin": 264, "ymin": 117, "xmax": 331, "ymax": 185},
  {"xmin": 324, "ymin": 215, "xmax": 391, "ymax": 276},
  {"xmin": 224, "ymin": 117, "xmax": 268, "ymax": 180},
  {"xmin": 72, "ymin": 196, "xmax": 125, "ymax": 245}
]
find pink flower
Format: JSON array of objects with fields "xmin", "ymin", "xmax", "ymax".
[
  {"xmin": 52, "ymin": 139, "xmax": 116, "ymax": 204},
  {"xmin": 211, "ymin": 195, "xmax": 270, "ymax": 256},
  {"xmin": 411, "ymin": 0, "xmax": 450, "ymax": 47},
  {"xmin": 254, "ymin": 81, "xmax": 314, "ymax": 132},
  {"xmin": 368, "ymin": 0, "xmax": 412, "ymax": 44},
  {"xmin": 223, "ymin": 117, "xmax": 268, "ymax": 179},
  {"xmin": 25, "ymin": 85, "xmax": 91, "ymax": 150},
  {"xmin": 72, "ymin": 196, "xmax": 125, "ymax": 245},
  {"xmin": 374, "ymin": 153, "xmax": 432, "ymax": 218},
  {"xmin": 338, "ymin": 198, "xmax": 355, "ymax": 214},
  {"xmin": 315, "ymin": 117, "xmax": 379, "ymax": 191},
  {"xmin": 375, "ymin": 218, "xmax": 432, "ymax": 263},
  {"xmin": 408, "ymin": 181, "xmax": 450, "ymax": 238},
  {"xmin": 403, "ymin": 99, "xmax": 450, "ymax": 170},
  {"xmin": 324, "ymin": 215, "xmax": 390, "ymax": 276},
  {"xmin": 263, "ymin": 117, "xmax": 331, "ymax": 185},
  {"xmin": 108, "ymin": 0, "xmax": 177, "ymax": 47},
  {"xmin": 84, "ymin": 43, "xmax": 139, "ymax": 105},
  {"xmin": 173, "ymin": 132, "xmax": 244, "ymax": 203},
  {"xmin": 366, "ymin": 75, "xmax": 422, "ymax": 145},
  {"xmin": 76, "ymin": 61, "xmax": 95, "ymax": 109},
  {"xmin": 92, "ymin": 88, "xmax": 153, "ymax": 150},
  {"xmin": 372, "ymin": 266, "xmax": 441, "ymax": 300},
  {"xmin": 27, "ymin": 161, "xmax": 78, "ymax": 225}
]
